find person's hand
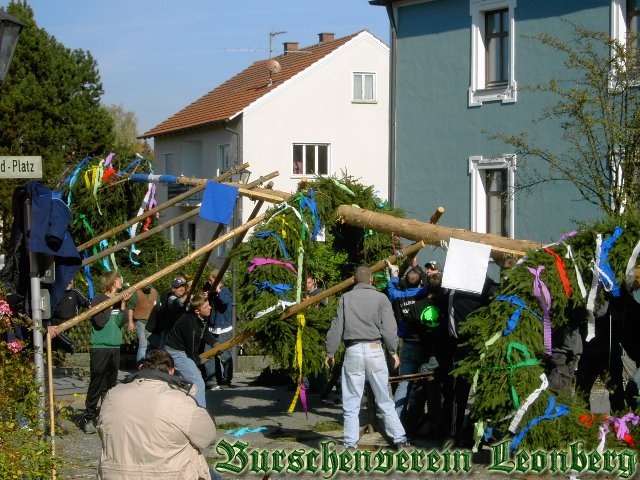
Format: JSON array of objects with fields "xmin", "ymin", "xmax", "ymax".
[
  {"xmin": 325, "ymin": 355, "xmax": 334, "ymax": 369},
  {"xmin": 216, "ymin": 282, "xmax": 223, "ymax": 293},
  {"xmin": 392, "ymin": 353, "xmax": 400, "ymax": 370},
  {"xmin": 47, "ymin": 325, "xmax": 59, "ymax": 338},
  {"xmin": 410, "ymin": 256, "xmax": 418, "ymax": 267},
  {"xmin": 127, "ymin": 321, "xmax": 135, "ymax": 332}
]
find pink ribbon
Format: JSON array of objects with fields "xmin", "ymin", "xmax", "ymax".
[
  {"xmin": 527, "ymin": 265, "xmax": 552, "ymax": 356},
  {"xmin": 300, "ymin": 381, "xmax": 309, "ymax": 419},
  {"xmin": 598, "ymin": 413, "xmax": 640, "ymax": 451},
  {"xmin": 248, "ymin": 257, "xmax": 298, "ymax": 274}
]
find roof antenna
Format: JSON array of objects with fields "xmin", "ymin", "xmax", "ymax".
[{"xmin": 267, "ymin": 31, "xmax": 286, "ymax": 86}]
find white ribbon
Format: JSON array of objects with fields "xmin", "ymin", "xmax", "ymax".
[
  {"xmin": 255, "ymin": 299, "xmax": 296, "ymax": 319},
  {"xmin": 508, "ymin": 373, "xmax": 549, "ymax": 433},
  {"xmin": 625, "ymin": 239, "xmax": 640, "ymax": 287},
  {"xmin": 565, "ymin": 245, "xmax": 587, "ymax": 299},
  {"xmin": 585, "ymin": 234, "xmax": 602, "ymax": 342}
]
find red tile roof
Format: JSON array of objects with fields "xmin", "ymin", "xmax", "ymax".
[{"xmin": 143, "ymin": 31, "xmax": 365, "ymax": 138}]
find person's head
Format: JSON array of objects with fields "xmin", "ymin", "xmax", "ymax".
[
  {"xmin": 209, "ymin": 269, "xmax": 221, "ymax": 284},
  {"xmin": 426, "ymin": 272, "xmax": 443, "ymax": 295},
  {"xmin": 190, "ymin": 294, "xmax": 211, "ymax": 318},
  {"xmin": 171, "ymin": 276, "xmax": 187, "ymax": 293},
  {"xmin": 141, "ymin": 349, "xmax": 174, "ymax": 374},
  {"xmin": 405, "ymin": 269, "xmax": 421, "ymax": 288},
  {"xmin": 101, "ymin": 271, "xmax": 122, "ymax": 293},
  {"xmin": 424, "ymin": 260, "xmax": 441, "ymax": 275},
  {"xmin": 142, "ymin": 284, "xmax": 153, "ymax": 294},
  {"xmin": 306, "ymin": 275, "xmax": 317, "ymax": 293},
  {"xmin": 66, "ymin": 281, "xmax": 74, "ymax": 291},
  {"xmin": 354, "ymin": 266, "xmax": 372, "ymax": 285}
]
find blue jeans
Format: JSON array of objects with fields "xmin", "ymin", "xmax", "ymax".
[
  {"xmin": 393, "ymin": 340, "xmax": 438, "ymax": 417},
  {"xmin": 341, "ymin": 342, "xmax": 406, "ymax": 448},
  {"xmin": 165, "ymin": 346, "xmax": 206, "ymax": 408},
  {"xmin": 135, "ymin": 321, "xmax": 151, "ymax": 364},
  {"xmin": 204, "ymin": 330, "xmax": 234, "ymax": 385}
]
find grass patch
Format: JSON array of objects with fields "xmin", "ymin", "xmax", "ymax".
[
  {"xmin": 217, "ymin": 421, "xmax": 244, "ymax": 430},
  {"xmin": 311, "ymin": 420, "xmax": 342, "ymax": 432}
]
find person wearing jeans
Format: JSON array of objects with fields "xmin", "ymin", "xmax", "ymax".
[
  {"xmin": 325, "ymin": 265, "xmax": 409, "ymax": 450},
  {"xmin": 127, "ymin": 285, "xmax": 158, "ymax": 365}
]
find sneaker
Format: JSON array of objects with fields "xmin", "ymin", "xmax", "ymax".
[
  {"xmin": 83, "ymin": 420, "xmax": 97, "ymax": 434},
  {"xmin": 394, "ymin": 441, "xmax": 411, "ymax": 451},
  {"xmin": 205, "ymin": 380, "xmax": 217, "ymax": 389}
]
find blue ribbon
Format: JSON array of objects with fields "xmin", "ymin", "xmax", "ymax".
[
  {"xmin": 510, "ymin": 396, "xmax": 569, "ymax": 452},
  {"xmin": 252, "ymin": 281, "xmax": 293, "ymax": 300},
  {"xmin": 298, "ymin": 189, "xmax": 321, "ymax": 241},
  {"xmin": 119, "ymin": 157, "xmax": 141, "ymax": 174},
  {"xmin": 82, "ymin": 251, "xmax": 95, "ymax": 300},
  {"xmin": 224, "ymin": 426, "xmax": 268, "ymax": 437},
  {"xmin": 254, "ymin": 230, "xmax": 290, "ymax": 259},
  {"xmin": 63, "ymin": 156, "xmax": 91, "ymax": 206},
  {"xmin": 599, "ymin": 226, "xmax": 623, "ymax": 297},
  {"xmin": 496, "ymin": 295, "xmax": 543, "ymax": 335}
]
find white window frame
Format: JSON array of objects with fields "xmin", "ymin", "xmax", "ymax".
[
  {"xmin": 353, "ymin": 72, "xmax": 376, "ymax": 103},
  {"xmin": 469, "ymin": 154, "xmax": 516, "ymax": 237},
  {"xmin": 469, "ymin": 0, "xmax": 518, "ymax": 106},
  {"xmin": 291, "ymin": 143, "xmax": 331, "ymax": 177}
]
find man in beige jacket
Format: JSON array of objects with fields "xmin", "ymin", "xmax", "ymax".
[{"xmin": 97, "ymin": 349, "xmax": 219, "ymax": 480}]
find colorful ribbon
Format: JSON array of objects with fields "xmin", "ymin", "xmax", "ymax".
[
  {"xmin": 508, "ymin": 373, "xmax": 549, "ymax": 433},
  {"xmin": 625, "ymin": 239, "xmax": 640, "ymax": 287},
  {"xmin": 598, "ymin": 226, "xmax": 623, "ymax": 296},
  {"xmin": 254, "ymin": 300, "xmax": 296, "ymax": 319},
  {"xmin": 566, "ymin": 244, "xmax": 587, "ymax": 299},
  {"xmin": 287, "ymin": 314, "xmax": 308, "ymax": 417},
  {"xmin": 495, "ymin": 295, "xmax": 543, "ymax": 335},
  {"xmin": 298, "ymin": 189, "xmax": 321, "ymax": 241},
  {"xmin": 62, "ymin": 156, "xmax": 91, "ymax": 206},
  {"xmin": 252, "ymin": 281, "xmax": 293, "ymax": 300},
  {"xmin": 545, "ymin": 247, "xmax": 572, "ymax": 298},
  {"xmin": 248, "ymin": 258, "xmax": 297, "ymax": 274},
  {"xmin": 504, "ymin": 341, "xmax": 540, "ymax": 409},
  {"xmin": 510, "ymin": 395, "xmax": 569, "ymax": 452},
  {"xmin": 332, "ymin": 178, "xmax": 356, "ymax": 196},
  {"xmin": 586, "ymin": 234, "xmax": 603, "ymax": 342},
  {"xmin": 254, "ymin": 230, "xmax": 290, "ymax": 259},
  {"xmin": 527, "ymin": 266, "xmax": 553, "ymax": 356},
  {"xmin": 224, "ymin": 426, "xmax": 268, "ymax": 437},
  {"xmin": 597, "ymin": 413, "xmax": 640, "ymax": 453}
]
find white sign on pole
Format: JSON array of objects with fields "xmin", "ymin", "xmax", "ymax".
[
  {"xmin": 441, "ymin": 238, "xmax": 492, "ymax": 294},
  {"xmin": 0, "ymin": 156, "xmax": 42, "ymax": 179}
]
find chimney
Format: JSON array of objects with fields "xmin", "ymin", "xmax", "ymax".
[
  {"xmin": 318, "ymin": 32, "xmax": 335, "ymax": 43},
  {"xmin": 283, "ymin": 41, "xmax": 299, "ymax": 54}
]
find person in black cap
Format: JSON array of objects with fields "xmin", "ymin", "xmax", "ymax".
[{"xmin": 146, "ymin": 274, "xmax": 189, "ymax": 350}]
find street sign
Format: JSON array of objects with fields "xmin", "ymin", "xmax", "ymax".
[{"xmin": 0, "ymin": 156, "xmax": 42, "ymax": 179}]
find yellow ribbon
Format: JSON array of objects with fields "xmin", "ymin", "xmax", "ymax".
[{"xmin": 287, "ymin": 313, "xmax": 306, "ymax": 413}]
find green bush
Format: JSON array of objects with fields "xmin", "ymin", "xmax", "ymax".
[{"xmin": 0, "ymin": 294, "xmax": 59, "ymax": 478}]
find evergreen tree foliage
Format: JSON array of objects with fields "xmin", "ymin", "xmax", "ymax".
[
  {"xmin": 231, "ymin": 174, "xmax": 403, "ymax": 380},
  {"xmin": 458, "ymin": 213, "xmax": 640, "ymax": 451},
  {"xmin": 0, "ymin": 1, "xmax": 114, "ymax": 246}
]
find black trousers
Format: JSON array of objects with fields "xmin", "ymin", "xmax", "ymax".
[{"xmin": 85, "ymin": 347, "xmax": 120, "ymax": 422}]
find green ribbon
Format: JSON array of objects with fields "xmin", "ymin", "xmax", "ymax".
[{"xmin": 504, "ymin": 341, "xmax": 539, "ymax": 409}]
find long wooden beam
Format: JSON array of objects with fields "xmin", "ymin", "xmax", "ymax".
[
  {"xmin": 55, "ymin": 212, "xmax": 270, "ymax": 333},
  {"xmin": 335, "ymin": 205, "xmax": 542, "ymax": 258},
  {"xmin": 77, "ymin": 164, "xmax": 250, "ymax": 251}
]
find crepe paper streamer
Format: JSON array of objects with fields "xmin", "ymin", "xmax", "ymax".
[
  {"xmin": 252, "ymin": 281, "xmax": 293, "ymax": 300},
  {"xmin": 545, "ymin": 247, "xmax": 573, "ymax": 298},
  {"xmin": 490, "ymin": 341, "xmax": 539, "ymax": 409},
  {"xmin": 597, "ymin": 413, "xmax": 640, "ymax": 453},
  {"xmin": 103, "ymin": 152, "xmax": 115, "ymax": 170},
  {"xmin": 508, "ymin": 373, "xmax": 549, "ymax": 433},
  {"xmin": 566, "ymin": 245, "xmax": 588, "ymax": 299},
  {"xmin": 598, "ymin": 226, "xmax": 624, "ymax": 297},
  {"xmin": 472, "ymin": 420, "xmax": 485, "ymax": 453},
  {"xmin": 248, "ymin": 258, "xmax": 297, "ymax": 274},
  {"xmin": 265, "ymin": 202, "xmax": 309, "ymax": 233},
  {"xmin": 586, "ymin": 234, "xmax": 603, "ymax": 342},
  {"xmin": 295, "ymin": 242, "xmax": 304, "ymax": 303},
  {"xmin": 63, "ymin": 156, "xmax": 91, "ymax": 206},
  {"xmin": 496, "ymin": 295, "xmax": 543, "ymax": 335},
  {"xmin": 81, "ymin": 251, "xmax": 95, "ymax": 300},
  {"xmin": 510, "ymin": 396, "xmax": 569, "ymax": 453},
  {"xmin": 625, "ymin": 239, "xmax": 640, "ymax": 287},
  {"xmin": 579, "ymin": 413, "xmax": 609, "ymax": 428},
  {"xmin": 288, "ymin": 314, "xmax": 308, "ymax": 417},
  {"xmin": 254, "ymin": 230, "xmax": 290, "ymax": 259},
  {"xmin": 298, "ymin": 189, "xmax": 321, "ymax": 241},
  {"xmin": 119, "ymin": 157, "xmax": 141, "ymax": 174},
  {"xmin": 332, "ymin": 178, "xmax": 356, "ymax": 196},
  {"xmin": 470, "ymin": 331, "xmax": 501, "ymax": 452},
  {"xmin": 527, "ymin": 266, "xmax": 553, "ymax": 356},
  {"xmin": 102, "ymin": 168, "xmax": 117, "ymax": 183},
  {"xmin": 224, "ymin": 427, "xmax": 268, "ymax": 438},
  {"xmin": 254, "ymin": 299, "xmax": 296, "ymax": 319}
]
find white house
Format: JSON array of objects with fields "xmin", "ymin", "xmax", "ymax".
[{"xmin": 142, "ymin": 31, "xmax": 389, "ymax": 258}]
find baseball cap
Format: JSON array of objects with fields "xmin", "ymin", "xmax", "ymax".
[
  {"xmin": 425, "ymin": 260, "xmax": 442, "ymax": 270},
  {"xmin": 172, "ymin": 278, "xmax": 186, "ymax": 288}
]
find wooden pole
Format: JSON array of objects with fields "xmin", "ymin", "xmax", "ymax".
[
  {"xmin": 335, "ymin": 205, "xmax": 542, "ymax": 258},
  {"xmin": 199, "ymin": 240, "xmax": 427, "ymax": 360},
  {"xmin": 76, "ymin": 163, "xmax": 250, "ymax": 252},
  {"xmin": 46, "ymin": 334, "xmax": 56, "ymax": 479},
  {"xmin": 56, "ymin": 212, "xmax": 270, "ymax": 333}
]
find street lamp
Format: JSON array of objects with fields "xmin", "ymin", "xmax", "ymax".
[
  {"xmin": 229, "ymin": 168, "xmax": 250, "ymax": 369},
  {"xmin": 0, "ymin": 9, "xmax": 26, "ymax": 88}
]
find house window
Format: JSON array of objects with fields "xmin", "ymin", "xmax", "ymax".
[
  {"xmin": 218, "ymin": 144, "xmax": 231, "ymax": 176},
  {"xmin": 469, "ymin": 154, "xmax": 516, "ymax": 237},
  {"xmin": 292, "ymin": 144, "xmax": 330, "ymax": 176},
  {"xmin": 629, "ymin": 0, "xmax": 640, "ymax": 47},
  {"xmin": 469, "ymin": 0, "xmax": 517, "ymax": 106},
  {"xmin": 612, "ymin": 0, "xmax": 640, "ymax": 46},
  {"xmin": 353, "ymin": 72, "xmax": 376, "ymax": 102}
]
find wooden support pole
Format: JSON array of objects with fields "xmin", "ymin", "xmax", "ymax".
[
  {"xmin": 185, "ymin": 224, "xmax": 225, "ymax": 301},
  {"xmin": 335, "ymin": 205, "xmax": 542, "ymax": 258},
  {"xmin": 55, "ymin": 212, "xmax": 270, "ymax": 333},
  {"xmin": 200, "ymin": 240, "xmax": 427, "ymax": 360},
  {"xmin": 76, "ymin": 164, "xmax": 250, "ymax": 252}
]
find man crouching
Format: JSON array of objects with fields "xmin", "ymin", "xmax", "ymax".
[{"xmin": 97, "ymin": 349, "xmax": 220, "ymax": 480}]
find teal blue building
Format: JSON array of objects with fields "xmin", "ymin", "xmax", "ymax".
[{"xmin": 371, "ymin": 0, "xmax": 632, "ymax": 243}]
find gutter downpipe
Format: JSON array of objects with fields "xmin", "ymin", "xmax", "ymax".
[{"xmin": 386, "ymin": 3, "xmax": 398, "ymax": 208}]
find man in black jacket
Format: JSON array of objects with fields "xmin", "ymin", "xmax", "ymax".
[{"xmin": 164, "ymin": 294, "xmax": 213, "ymax": 408}]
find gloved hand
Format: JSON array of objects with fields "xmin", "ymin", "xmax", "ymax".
[{"xmin": 384, "ymin": 259, "xmax": 399, "ymax": 279}]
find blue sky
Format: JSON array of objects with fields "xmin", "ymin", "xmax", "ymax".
[{"xmin": 16, "ymin": 0, "xmax": 391, "ymax": 136}]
